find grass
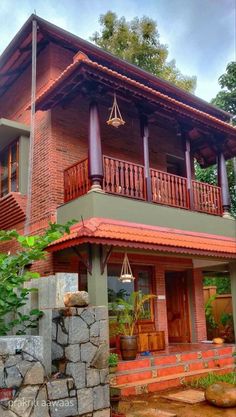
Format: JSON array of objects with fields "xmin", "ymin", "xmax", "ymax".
[{"xmin": 184, "ymin": 372, "xmax": 236, "ymax": 389}]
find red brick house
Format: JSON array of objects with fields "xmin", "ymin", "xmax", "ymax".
[{"xmin": 1, "ymin": 15, "xmax": 236, "ymax": 392}]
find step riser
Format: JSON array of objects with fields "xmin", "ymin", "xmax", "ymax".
[
  {"xmin": 114, "ymin": 356, "xmax": 235, "ymax": 385},
  {"xmin": 117, "ymin": 346, "xmax": 234, "ymax": 372},
  {"xmin": 119, "ymin": 366, "xmax": 235, "ymax": 397}
]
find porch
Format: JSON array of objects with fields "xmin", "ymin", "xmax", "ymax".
[
  {"xmin": 110, "ymin": 343, "xmax": 235, "ymax": 396},
  {"xmin": 64, "ymin": 155, "xmax": 222, "ymax": 216}
]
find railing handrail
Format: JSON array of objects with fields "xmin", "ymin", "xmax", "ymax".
[
  {"xmin": 64, "ymin": 157, "xmax": 88, "ymax": 174},
  {"xmin": 103, "ymin": 155, "xmax": 145, "ymax": 170},
  {"xmin": 150, "ymin": 167, "xmax": 187, "ymax": 182},
  {"xmin": 192, "ymin": 179, "xmax": 221, "ymax": 191}
]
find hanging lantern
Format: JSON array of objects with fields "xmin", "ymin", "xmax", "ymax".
[
  {"xmin": 107, "ymin": 93, "xmax": 125, "ymax": 128},
  {"xmin": 119, "ymin": 253, "xmax": 135, "ymax": 283}
]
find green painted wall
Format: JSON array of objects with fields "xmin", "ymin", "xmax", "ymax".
[
  {"xmin": 19, "ymin": 135, "xmax": 30, "ymax": 195},
  {"xmin": 57, "ymin": 191, "xmax": 236, "ymax": 238}
]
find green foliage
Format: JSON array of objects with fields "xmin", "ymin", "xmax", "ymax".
[
  {"xmin": 0, "ymin": 221, "xmax": 75, "ymax": 335},
  {"xmin": 91, "ymin": 11, "xmax": 196, "ymax": 93},
  {"xmin": 205, "ymin": 294, "xmax": 218, "ymax": 330},
  {"xmin": 220, "ymin": 312, "xmax": 233, "ymax": 327},
  {"xmin": 108, "ymin": 353, "xmax": 119, "ymax": 367},
  {"xmin": 212, "ymin": 62, "xmax": 236, "ymax": 115},
  {"xmin": 115, "ymin": 291, "xmax": 156, "ymax": 336},
  {"xmin": 184, "ymin": 372, "xmax": 236, "ymax": 389},
  {"xmin": 203, "ymin": 276, "xmax": 231, "ymax": 295}
]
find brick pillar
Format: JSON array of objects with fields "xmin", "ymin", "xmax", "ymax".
[
  {"xmin": 191, "ymin": 269, "xmax": 207, "ymax": 342},
  {"xmin": 154, "ymin": 265, "xmax": 169, "ymax": 345}
]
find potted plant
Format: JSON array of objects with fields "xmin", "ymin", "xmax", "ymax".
[
  {"xmin": 109, "ymin": 353, "xmax": 119, "ymax": 373},
  {"xmin": 116, "ymin": 291, "xmax": 156, "ymax": 361}
]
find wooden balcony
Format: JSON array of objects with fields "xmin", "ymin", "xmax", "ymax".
[{"xmin": 64, "ymin": 156, "xmax": 223, "ymax": 216}]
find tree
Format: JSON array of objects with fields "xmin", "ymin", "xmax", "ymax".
[
  {"xmin": 211, "ymin": 62, "xmax": 236, "ymax": 115},
  {"xmin": 196, "ymin": 62, "xmax": 236, "ymax": 216},
  {"xmin": 91, "ymin": 11, "xmax": 196, "ymax": 93},
  {"xmin": 0, "ymin": 222, "xmax": 74, "ymax": 335}
]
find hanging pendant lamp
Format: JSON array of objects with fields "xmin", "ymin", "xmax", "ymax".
[
  {"xmin": 107, "ymin": 93, "xmax": 125, "ymax": 128},
  {"xmin": 119, "ymin": 253, "xmax": 135, "ymax": 283}
]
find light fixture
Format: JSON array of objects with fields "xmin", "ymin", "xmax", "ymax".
[
  {"xmin": 119, "ymin": 253, "xmax": 135, "ymax": 283},
  {"xmin": 107, "ymin": 93, "xmax": 125, "ymax": 128}
]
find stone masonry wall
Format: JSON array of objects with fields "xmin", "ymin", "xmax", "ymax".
[{"xmin": 51, "ymin": 306, "xmax": 110, "ymax": 416}]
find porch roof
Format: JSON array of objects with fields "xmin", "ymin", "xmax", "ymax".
[
  {"xmin": 47, "ymin": 217, "xmax": 236, "ymax": 259},
  {"xmin": 34, "ymin": 52, "xmax": 236, "ymax": 167}
]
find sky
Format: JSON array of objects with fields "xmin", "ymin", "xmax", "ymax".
[{"xmin": 0, "ymin": 0, "xmax": 235, "ymax": 102}]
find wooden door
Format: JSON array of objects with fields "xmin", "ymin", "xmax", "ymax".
[{"xmin": 165, "ymin": 271, "xmax": 190, "ymax": 343}]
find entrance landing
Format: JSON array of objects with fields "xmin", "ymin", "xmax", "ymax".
[{"xmin": 110, "ymin": 343, "xmax": 235, "ymax": 396}]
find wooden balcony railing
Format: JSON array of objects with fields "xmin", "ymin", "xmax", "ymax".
[
  {"xmin": 103, "ymin": 155, "xmax": 146, "ymax": 200},
  {"xmin": 64, "ymin": 156, "xmax": 223, "ymax": 216},
  {"xmin": 150, "ymin": 169, "xmax": 189, "ymax": 209},
  {"xmin": 64, "ymin": 158, "xmax": 89, "ymax": 202},
  {"xmin": 192, "ymin": 180, "xmax": 222, "ymax": 216}
]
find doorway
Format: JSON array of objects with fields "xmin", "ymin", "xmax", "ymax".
[{"xmin": 165, "ymin": 271, "xmax": 190, "ymax": 343}]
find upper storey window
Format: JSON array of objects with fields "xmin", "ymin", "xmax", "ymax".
[{"xmin": 0, "ymin": 141, "xmax": 19, "ymax": 197}]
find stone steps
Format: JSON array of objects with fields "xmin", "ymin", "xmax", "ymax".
[{"xmin": 110, "ymin": 345, "xmax": 235, "ymax": 396}]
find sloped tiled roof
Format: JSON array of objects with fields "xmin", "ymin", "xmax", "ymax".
[{"xmin": 47, "ymin": 217, "xmax": 236, "ymax": 259}]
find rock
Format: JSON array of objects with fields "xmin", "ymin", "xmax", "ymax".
[
  {"xmin": 205, "ymin": 382, "xmax": 236, "ymax": 408},
  {"xmin": 57, "ymin": 324, "xmax": 68, "ymax": 346},
  {"xmin": 0, "ymin": 406, "xmax": 17, "ymax": 417},
  {"xmin": 80, "ymin": 342, "xmax": 97, "ymax": 364},
  {"xmin": 30, "ymin": 387, "xmax": 50, "ymax": 417},
  {"xmin": 90, "ymin": 322, "xmax": 99, "ymax": 338},
  {"xmin": 10, "ymin": 385, "xmax": 39, "ymax": 417},
  {"xmin": 49, "ymin": 397, "xmax": 78, "ymax": 417},
  {"xmin": 93, "ymin": 384, "xmax": 110, "ymax": 410},
  {"xmin": 16, "ymin": 360, "xmax": 32, "ymax": 377},
  {"xmin": 99, "ymin": 320, "xmax": 109, "ymax": 342},
  {"xmin": 47, "ymin": 379, "xmax": 69, "ymax": 400},
  {"xmin": 66, "ymin": 362, "xmax": 86, "ymax": 389},
  {"xmin": 0, "ymin": 359, "xmax": 5, "ymax": 388},
  {"xmin": 212, "ymin": 337, "xmax": 224, "ymax": 344},
  {"xmin": 23, "ymin": 362, "xmax": 44, "ymax": 385},
  {"xmin": 93, "ymin": 410, "xmax": 110, "ymax": 417},
  {"xmin": 65, "ymin": 345, "xmax": 80, "ymax": 362},
  {"xmin": 81, "ymin": 309, "xmax": 95, "ymax": 325},
  {"xmin": 95, "ymin": 307, "xmax": 108, "ymax": 321},
  {"xmin": 64, "ymin": 291, "xmax": 89, "ymax": 307},
  {"xmin": 52, "ymin": 342, "xmax": 64, "ymax": 361},
  {"xmin": 77, "ymin": 388, "xmax": 93, "ymax": 414},
  {"xmin": 5, "ymin": 365, "xmax": 23, "ymax": 388},
  {"xmin": 86, "ymin": 369, "xmax": 100, "ymax": 387},
  {"xmin": 90, "ymin": 342, "xmax": 109, "ymax": 369},
  {"xmin": 68, "ymin": 317, "xmax": 89, "ymax": 344}
]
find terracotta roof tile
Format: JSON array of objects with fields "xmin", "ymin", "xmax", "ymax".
[
  {"xmin": 35, "ymin": 54, "xmax": 236, "ymax": 137},
  {"xmin": 47, "ymin": 217, "xmax": 236, "ymax": 258}
]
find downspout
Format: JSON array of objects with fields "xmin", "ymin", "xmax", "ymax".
[{"xmin": 24, "ymin": 19, "xmax": 37, "ymax": 235}]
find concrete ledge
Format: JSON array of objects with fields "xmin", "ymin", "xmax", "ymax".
[{"xmin": 0, "ymin": 336, "xmax": 43, "ymax": 363}]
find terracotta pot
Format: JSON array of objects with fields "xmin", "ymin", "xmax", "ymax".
[{"xmin": 120, "ymin": 335, "xmax": 137, "ymax": 360}]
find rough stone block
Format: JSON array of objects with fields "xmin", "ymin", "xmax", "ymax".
[
  {"xmin": 81, "ymin": 342, "xmax": 97, "ymax": 364},
  {"xmin": 65, "ymin": 344, "xmax": 80, "ymax": 362},
  {"xmin": 66, "ymin": 362, "xmax": 86, "ymax": 389},
  {"xmin": 10, "ymin": 385, "xmax": 39, "ymax": 417},
  {"xmin": 57, "ymin": 324, "xmax": 68, "ymax": 346},
  {"xmin": 90, "ymin": 322, "xmax": 99, "ymax": 338},
  {"xmin": 47, "ymin": 379, "xmax": 69, "ymax": 400},
  {"xmin": 99, "ymin": 369, "xmax": 109, "ymax": 384},
  {"xmin": 77, "ymin": 388, "xmax": 93, "ymax": 415},
  {"xmin": 5, "ymin": 365, "xmax": 23, "ymax": 388},
  {"xmin": 0, "ymin": 407, "xmax": 17, "ymax": 417},
  {"xmin": 86, "ymin": 369, "xmax": 100, "ymax": 387},
  {"xmin": 80, "ymin": 309, "xmax": 95, "ymax": 325},
  {"xmin": 0, "ymin": 359, "xmax": 5, "ymax": 388},
  {"xmin": 30, "ymin": 386, "xmax": 50, "ymax": 417},
  {"xmin": 68, "ymin": 317, "xmax": 89, "ymax": 344},
  {"xmin": 52, "ymin": 341, "xmax": 64, "ymax": 361},
  {"xmin": 90, "ymin": 343, "xmax": 108, "ymax": 369},
  {"xmin": 64, "ymin": 291, "xmax": 89, "ymax": 307},
  {"xmin": 50, "ymin": 397, "xmax": 78, "ymax": 417},
  {"xmin": 99, "ymin": 320, "xmax": 109, "ymax": 342},
  {"xmin": 23, "ymin": 362, "xmax": 44, "ymax": 385},
  {"xmin": 93, "ymin": 385, "xmax": 110, "ymax": 410},
  {"xmin": 52, "ymin": 322, "xmax": 57, "ymax": 341},
  {"xmin": 5, "ymin": 355, "xmax": 22, "ymax": 368},
  {"xmin": 0, "ymin": 336, "xmax": 43, "ymax": 363},
  {"xmin": 95, "ymin": 307, "xmax": 108, "ymax": 321}
]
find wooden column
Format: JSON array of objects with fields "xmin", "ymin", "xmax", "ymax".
[
  {"xmin": 140, "ymin": 115, "xmax": 152, "ymax": 201},
  {"xmin": 218, "ymin": 152, "xmax": 231, "ymax": 215},
  {"xmin": 88, "ymin": 100, "xmax": 103, "ymax": 191},
  {"xmin": 185, "ymin": 136, "xmax": 193, "ymax": 209}
]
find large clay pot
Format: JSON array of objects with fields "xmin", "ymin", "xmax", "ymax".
[{"xmin": 120, "ymin": 335, "xmax": 138, "ymax": 360}]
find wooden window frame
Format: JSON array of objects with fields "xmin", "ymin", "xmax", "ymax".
[{"xmin": 0, "ymin": 139, "xmax": 19, "ymax": 198}]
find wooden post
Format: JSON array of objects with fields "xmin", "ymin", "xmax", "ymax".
[
  {"xmin": 218, "ymin": 152, "xmax": 231, "ymax": 216},
  {"xmin": 88, "ymin": 100, "xmax": 104, "ymax": 191},
  {"xmin": 140, "ymin": 115, "xmax": 152, "ymax": 201},
  {"xmin": 185, "ymin": 136, "xmax": 193, "ymax": 209}
]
